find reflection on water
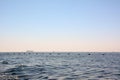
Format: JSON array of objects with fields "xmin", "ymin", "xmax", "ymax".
[{"xmin": 0, "ymin": 52, "xmax": 120, "ymax": 80}]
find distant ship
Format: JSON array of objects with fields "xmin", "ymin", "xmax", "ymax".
[{"xmin": 26, "ymin": 50, "xmax": 34, "ymax": 53}]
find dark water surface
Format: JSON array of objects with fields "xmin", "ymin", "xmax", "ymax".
[{"xmin": 0, "ymin": 52, "xmax": 120, "ymax": 80}]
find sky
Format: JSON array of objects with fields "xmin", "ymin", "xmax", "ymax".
[{"xmin": 0, "ymin": 0, "xmax": 120, "ymax": 52}]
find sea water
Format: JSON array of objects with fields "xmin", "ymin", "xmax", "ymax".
[{"xmin": 0, "ymin": 52, "xmax": 120, "ymax": 80}]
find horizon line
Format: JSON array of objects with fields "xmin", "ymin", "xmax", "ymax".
[{"xmin": 0, "ymin": 51, "xmax": 120, "ymax": 53}]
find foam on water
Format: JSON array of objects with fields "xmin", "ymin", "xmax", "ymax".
[{"xmin": 0, "ymin": 52, "xmax": 120, "ymax": 80}]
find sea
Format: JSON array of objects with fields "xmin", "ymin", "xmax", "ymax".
[{"xmin": 0, "ymin": 52, "xmax": 120, "ymax": 80}]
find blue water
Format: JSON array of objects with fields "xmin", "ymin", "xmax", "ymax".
[{"xmin": 0, "ymin": 52, "xmax": 120, "ymax": 80}]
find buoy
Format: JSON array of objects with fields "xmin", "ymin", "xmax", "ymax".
[{"xmin": 88, "ymin": 53, "xmax": 91, "ymax": 55}]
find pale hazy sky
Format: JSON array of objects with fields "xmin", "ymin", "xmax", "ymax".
[{"xmin": 0, "ymin": 0, "xmax": 120, "ymax": 52}]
